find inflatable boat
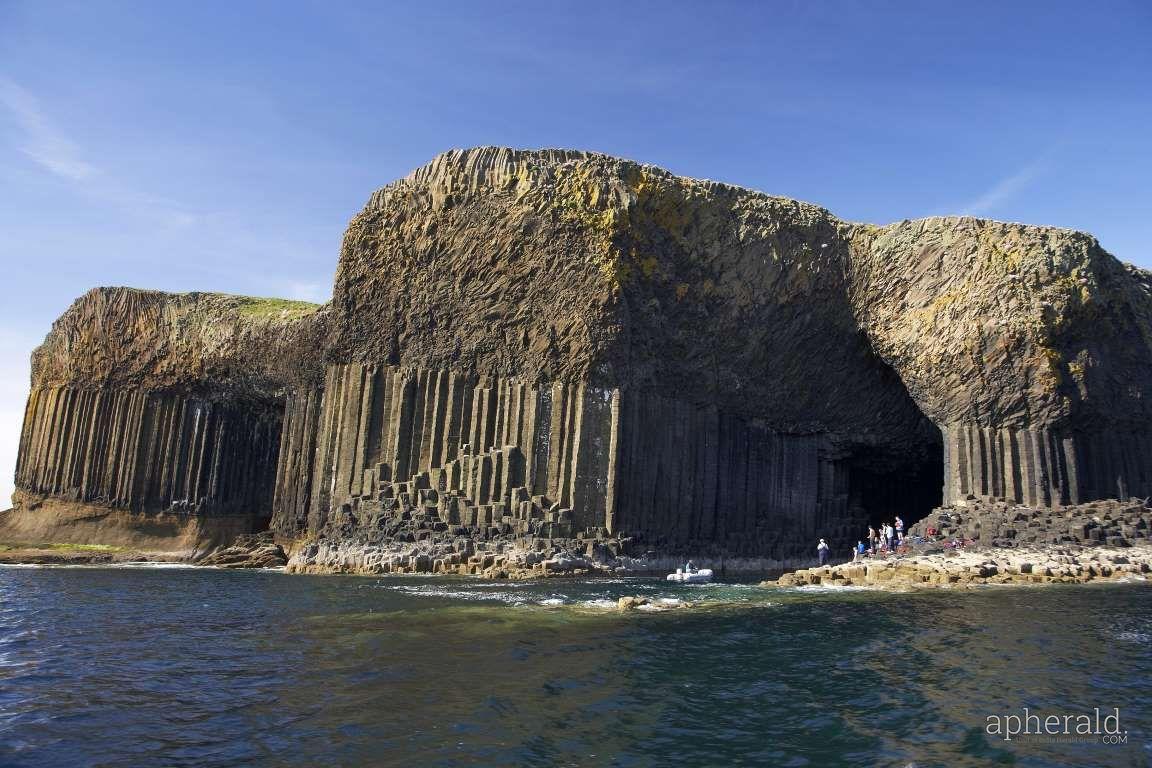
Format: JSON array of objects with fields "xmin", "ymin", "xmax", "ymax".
[{"xmin": 666, "ymin": 567, "xmax": 713, "ymax": 584}]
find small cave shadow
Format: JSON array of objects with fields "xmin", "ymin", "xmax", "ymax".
[{"xmin": 850, "ymin": 425, "xmax": 943, "ymax": 530}]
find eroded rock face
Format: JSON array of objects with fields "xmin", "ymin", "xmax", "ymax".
[
  {"xmin": 331, "ymin": 148, "xmax": 932, "ymax": 460},
  {"xmin": 31, "ymin": 287, "xmax": 327, "ymax": 395},
  {"xmin": 851, "ymin": 219, "xmax": 1152, "ymax": 507},
  {"xmin": 9, "ymin": 147, "xmax": 1152, "ymax": 565},
  {"xmin": 6, "ymin": 288, "xmax": 327, "ymax": 552},
  {"xmin": 195, "ymin": 533, "xmax": 288, "ymax": 569},
  {"xmin": 852, "ymin": 219, "xmax": 1152, "ymax": 429}
]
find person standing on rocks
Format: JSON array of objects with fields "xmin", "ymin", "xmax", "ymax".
[
  {"xmin": 868, "ymin": 526, "xmax": 878, "ymax": 552},
  {"xmin": 895, "ymin": 516, "xmax": 905, "ymax": 539},
  {"xmin": 817, "ymin": 538, "xmax": 830, "ymax": 566}
]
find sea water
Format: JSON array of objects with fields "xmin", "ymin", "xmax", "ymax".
[{"xmin": 1, "ymin": 567, "xmax": 1149, "ymax": 767}]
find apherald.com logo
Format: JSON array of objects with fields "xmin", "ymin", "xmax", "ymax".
[{"xmin": 986, "ymin": 707, "xmax": 1128, "ymax": 743}]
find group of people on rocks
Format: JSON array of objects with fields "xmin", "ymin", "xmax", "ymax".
[
  {"xmin": 856, "ymin": 516, "xmax": 905, "ymax": 559},
  {"xmin": 815, "ymin": 516, "xmax": 908, "ymax": 566}
]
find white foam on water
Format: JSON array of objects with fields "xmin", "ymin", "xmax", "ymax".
[
  {"xmin": 790, "ymin": 583, "xmax": 878, "ymax": 592},
  {"xmin": 112, "ymin": 562, "xmax": 200, "ymax": 570},
  {"xmin": 0, "ymin": 562, "xmax": 114, "ymax": 570},
  {"xmin": 1113, "ymin": 630, "xmax": 1151, "ymax": 645},
  {"xmin": 385, "ymin": 584, "xmax": 532, "ymax": 605},
  {"xmin": 460, "ymin": 580, "xmax": 535, "ymax": 589}
]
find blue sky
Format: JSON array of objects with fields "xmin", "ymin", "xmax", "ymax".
[{"xmin": 1, "ymin": 0, "xmax": 1150, "ymax": 504}]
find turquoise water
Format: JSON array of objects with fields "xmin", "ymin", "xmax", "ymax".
[{"xmin": 0, "ymin": 567, "xmax": 1149, "ymax": 767}]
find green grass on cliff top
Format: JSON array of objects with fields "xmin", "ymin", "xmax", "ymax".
[
  {"xmin": 0, "ymin": 541, "xmax": 126, "ymax": 552},
  {"xmin": 234, "ymin": 296, "xmax": 322, "ymax": 317}
]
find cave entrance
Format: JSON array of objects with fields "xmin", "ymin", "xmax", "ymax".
[{"xmin": 849, "ymin": 427, "xmax": 943, "ymax": 531}]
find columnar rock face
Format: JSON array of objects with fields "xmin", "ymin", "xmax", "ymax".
[
  {"xmin": 9, "ymin": 148, "xmax": 1152, "ymax": 563},
  {"xmin": 5, "ymin": 288, "xmax": 326, "ymax": 550},
  {"xmin": 851, "ymin": 217, "xmax": 1152, "ymax": 506},
  {"xmin": 271, "ymin": 364, "xmax": 625, "ymax": 542},
  {"xmin": 272, "ymin": 362, "xmax": 866, "ymax": 562},
  {"xmin": 330, "ymin": 148, "xmax": 934, "ymax": 456},
  {"xmin": 17, "ymin": 389, "xmax": 280, "ymax": 519}
]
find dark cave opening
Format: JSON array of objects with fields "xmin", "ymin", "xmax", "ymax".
[{"xmin": 849, "ymin": 432, "xmax": 944, "ymax": 532}]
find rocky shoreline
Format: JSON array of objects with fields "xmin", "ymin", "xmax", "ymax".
[
  {"xmin": 771, "ymin": 543, "xmax": 1152, "ymax": 589},
  {"xmin": 0, "ymin": 544, "xmax": 185, "ymax": 566},
  {"xmin": 773, "ymin": 497, "xmax": 1152, "ymax": 589},
  {"xmin": 8, "ymin": 497, "xmax": 1152, "ymax": 591},
  {"xmin": 283, "ymin": 535, "xmax": 806, "ymax": 580},
  {"xmin": 5, "ymin": 536, "xmax": 1151, "ymax": 590},
  {"xmin": 0, "ymin": 532, "xmax": 288, "ymax": 569}
]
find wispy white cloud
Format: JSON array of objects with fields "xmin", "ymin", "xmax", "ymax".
[
  {"xmin": 0, "ymin": 75, "xmax": 195, "ymax": 228},
  {"xmin": 959, "ymin": 158, "xmax": 1048, "ymax": 217},
  {"xmin": 0, "ymin": 77, "xmax": 97, "ymax": 181}
]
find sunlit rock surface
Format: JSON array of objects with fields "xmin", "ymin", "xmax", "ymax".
[{"xmin": 8, "ymin": 148, "xmax": 1152, "ymax": 565}]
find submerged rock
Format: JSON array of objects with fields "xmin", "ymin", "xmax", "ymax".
[{"xmin": 617, "ymin": 596, "xmax": 649, "ymax": 612}]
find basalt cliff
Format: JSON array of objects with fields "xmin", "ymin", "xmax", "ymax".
[
  {"xmin": 6, "ymin": 147, "xmax": 1152, "ymax": 572},
  {"xmin": 6, "ymin": 290, "xmax": 326, "ymax": 550}
]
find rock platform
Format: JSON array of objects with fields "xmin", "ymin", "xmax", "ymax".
[
  {"xmin": 772, "ymin": 544, "xmax": 1152, "ymax": 589},
  {"xmin": 773, "ymin": 498, "xmax": 1152, "ymax": 589}
]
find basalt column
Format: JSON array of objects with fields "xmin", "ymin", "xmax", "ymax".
[
  {"xmin": 5, "ymin": 286, "xmax": 326, "ymax": 551},
  {"xmin": 610, "ymin": 390, "xmax": 864, "ymax": 559},
  {"xmin": 12, "ymin": 385, "xmax": 283, "ymax": 548},
  {"xmin": 279, "ymin": 363, "xmax": 622, "ymax": 540},
  {"xmin": 270, "ymin": 387, "xmax": 325, "ymax": 535},
  {"xmin": 942, "ymin": 422, "xmax": 1152, "ymax": 507}
]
